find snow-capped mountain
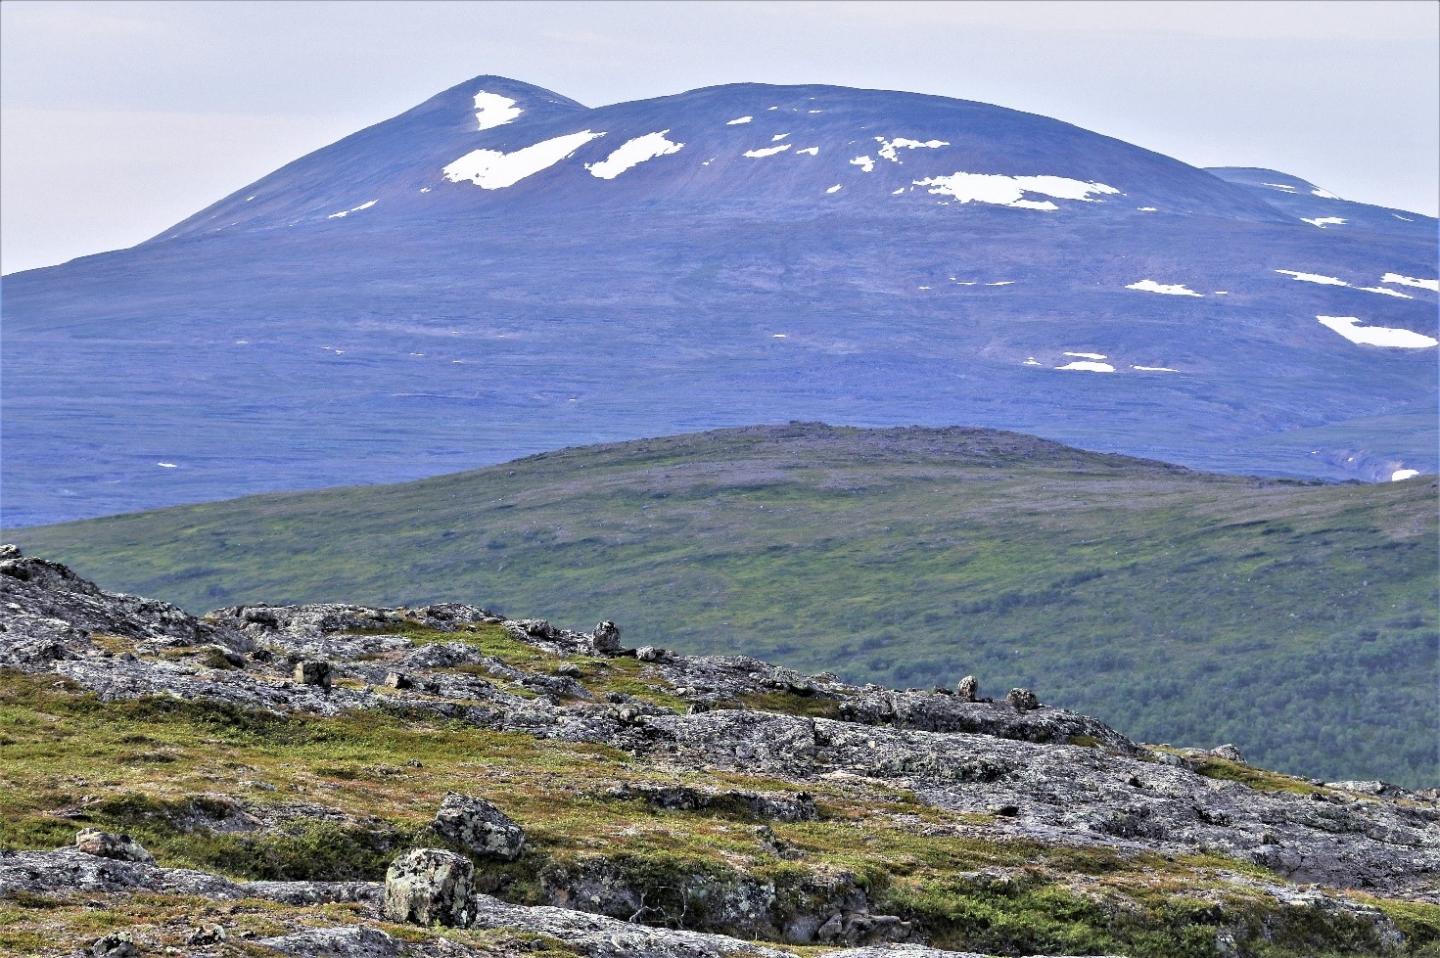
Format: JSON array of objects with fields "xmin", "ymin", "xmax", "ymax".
[{"xmin": 2, "ymin": 76, "xmax": 1435, "ymax": 524}]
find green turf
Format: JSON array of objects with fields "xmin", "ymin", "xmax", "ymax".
[{"xmin": 9, "ymin": 423, "xmax": 1437, "ymax": 786}]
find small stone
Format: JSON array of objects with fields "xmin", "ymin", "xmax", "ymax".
[
  {"xmin": 384, "ymin": 671, "xmax": 412, "ymax": 689},
  {"xmin": 75, "ymin": 828, "xmax": 154, "ymax": 864},
  {"xmin": 1006, "ymin": 687, "xmax": 1040, "ymax": 711},
  {"xmin": 293, "ymin": 660, "xmax": 331, "ymax": 689},
  {"xmin": 186, "ymin": 926, "xmax": 226, "ymax": 946},
  {"xmin": 555, "ymin": 662, "xmax": 583, "ymax": 678},
  {"xmin": 590, "ymin": 621, "xmax": 622, "ymax": 654},
  {"xmin": 433, "ymin": 793, "xmax": 526, "ymax": 860},
  {"xmin": 1209, "ymin": 743, "xmax": 1246, "ymax": 763},
  {"xmin": 383, "ymin": 848, "xmax": 475, "ymax": 928},
  {"xmin": 90, "ymin": 933, "xmax": 139, "ymax": 958},
  {"xmin": 635, "ymin": 645, "xmax": 664, "ymax": 662},
  {"xmin": 956, "ymin": 675, "xmax": 980, "ymax": 702}
]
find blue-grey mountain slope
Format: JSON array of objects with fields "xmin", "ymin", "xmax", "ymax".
[{"xmin": 2, "ymin": 76, "xmax": 1435, "ymax": 524}]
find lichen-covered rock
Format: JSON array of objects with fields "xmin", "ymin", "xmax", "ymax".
[
  {"xmin": 294, "ymin": 659, "xmax": 332, "ymax": 689},
  {"xmin": 590, "ymin": 621, "xmax": 622, "ymax": 654},
  {"xmin": 382, "ymin": 848, "xmax": 475, "ymax": 927},
  {"xmin": 1210, "ymin": 743, "xmax": 1246, "ymax": 763},
  {"xmin": 432, "ymin": 794, "xmax": 526, "ymax": 861},
  {"xmin": 75, "ymin": 828, "xmax": 155, "ymax": 864},
  {"xmin": 955, "ymin": 675, "xmax": 979, "ymax": 702},
  {"xmin": 1006, "ymin": 687, "xmax": 1040, "ymax": 711},
  {"xmin": 89, "ymin": 932, "xmax": 139, "ymax": 958}
]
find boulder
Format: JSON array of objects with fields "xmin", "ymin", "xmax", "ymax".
[
  {"xmin": 956, "ymin": 675, "xmax": 979, "ymax": 702},
  {"xmin": 635, "ymin": 645, "xmax": 665, "ymax": 662},
  {"xmin": 590, "ymin": 621, "xmax": 622, "ymax": 654},
  {"xmin": 1006, "ymin": 687, "xmax": 1040, "ymax": 711},
  {"xmin": 90, "ymin": 933, "xmax": 139, "ymax": 958},
  {"xmin": 432, "ymin": 794, "xmax": 526, "ymax": 861},
  {"xmin": 75, "ymin": 829, "xmax": 154, "ymax": 864},
  {"xmin": 1210, "ymin": 743, "xmax": 1246, "ymax": 763},
  {"xmin": 293, "ymin": 660, "xmax": 332, "ymax": 689},
  {"xmin": 382, "ymin": 848, "xmax": 475, "ymax": 928}
]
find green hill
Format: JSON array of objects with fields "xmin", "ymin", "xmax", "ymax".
[{"xmin": 10, "ymin": 423, "xmax": 1437, "ymax": 785}]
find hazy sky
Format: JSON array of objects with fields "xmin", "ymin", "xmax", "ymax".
[{"xmin": 2, "ymin": 0, "xmax": 1437, "ymax": 273}]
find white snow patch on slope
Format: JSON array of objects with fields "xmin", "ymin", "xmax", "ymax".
[
  {"xmin": 1056, "ymin": 361, "xmax": 1115, "ymax": 373},
  {"xmin": 987, "ymin": 281, "xmax": 1015, "ymax": 287},
  {"xmin": 743, "ymin": 144, "xmax": 791, "ymax": 158},
  {"xmin": 1064, "ymin": 351, "xmax": 1107, "ymax": 360},
  {"xmin": 795, "ymin": 147, "xmax": 819, "ymax": 156},
  {"xmin": 1382, "ymin": 273, "xmax": 1440, "ymax": 292},
  {"xmin": 850, "ymin": 155, "xmax": 875, "ymax": 173},
  {"xmin": 771, "ymin": 133, "xmax": 790, "ymax": 142},
  {"xmin": 1263, "ymin": 182, "xmax": 1298, "ymax": 192},
  {"xmin": 1311, "ymin": 187, "xmax": 1339, "ymax": 199},
  {"xmin": 826, "ymin": 184, "xmax": 843, "ymax": 194},
  {"xmin": 1301, "ymin": 216, "xmax": 1346, "ymax": 228},
  {"xmin": 156, "ymin": 462, "xmax": 178, "ymax": 468},
  {"xmin": 1392, "ymin": 213, "xmax": 1414, "ymax": 222},
  {"xmin": 444, "ymin": 131, "xmax": 605, "ymax": 189},
  {"xmin": 327, "ymin": 199, "xmax": 377, "ymax": 219},
  {"xmin": 1137, "ymin": 206, "xmax": 1158, "ymax": 212},
  {"xmin": 1316, "ymin": 316, "xmax": 1438, "ymax": 349},
  {"xmin": 473, "ymin": 91, "xmax": 523, "ymax": 131},
  {"xmin": 586, "ymin": 131, "xmax": 684, "ymax": 179},
  {"xmin": 1355, "ymin": 285, "xmax": 1412, "ymax": 299},
  {"xmin": 1391, "ymin": 468, "xmax": 1420, "ymax": 481},
  {"xmin": 875, "ymin": 137, "xmax": 949, "ymax": 162},
  {"xmin": 1126, "ymin": 279, "xmax": 1203, "ymax": 297},
  {"xmin": 916, "ymin": 172, "xmax": 1119, "ymax": 211},
  {"xmin": 1132, "ymin": 365, "xmax": 1178, "ymax": 372},
  {"xmin": 726, "ymin": 115, "xmax": 753, "ymax": 125},
  {"xmin": 1023, "ymin": 357, "xmax": 1042, "ymax": 366},
  {"xmin": 1275, "ymin": 269, "xmax": 1413, "ymax": 299},
  {"xmin": 1275, "ymin": 269, "xmax": 1348, "ymax": 286}
]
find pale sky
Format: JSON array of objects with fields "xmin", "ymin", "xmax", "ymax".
[{"xmin": 2, "ymin": 0, "xmax": 1437, "ymax": 274}]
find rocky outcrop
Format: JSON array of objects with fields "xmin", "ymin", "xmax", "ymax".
[{"xmin": 1, "ymin": 546, "xmax": 1436, "ymax": 958}]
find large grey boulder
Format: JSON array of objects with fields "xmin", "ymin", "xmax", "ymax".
[
  {"xmin": 75, "ymin": 828, "xmax": 154, "ymax": 865},
  {"xmin": 382, "ymin": 848, "xmax": 475, "ymax": 927},
  {"xmin": 433, "ymin": 793, "xmax": 526, "ymax": 861},
  {"xmin": 590, "ymin": 621, "xmax": 622, "ymax": 654}
]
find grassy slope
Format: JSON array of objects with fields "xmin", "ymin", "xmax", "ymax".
[{"xmin": 10, "ymin": 423, "xmax": 1437, "ymax": 785}]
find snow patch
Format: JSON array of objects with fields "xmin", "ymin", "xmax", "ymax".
[
  {"xmin": 419, "ymin": 187, "xmax": 431, "ymax": 193},
  {"xmin": 1391, "ymin": 468, "xmax": 1420, "ymax": 482},
  {"xmin": 826, "ymin": 184, "xmax": 843, "ymax": 194},
  {"xmin": 1392, "ymin": 213, "xmax": 1414, "ymax": 222},
  {"xmin": 1275, "ymin": 269, "xmax": 1347, "ymax": 287},
  {"xmin": 875, "ymin": 137, "xmax": 949, "ymax": 162},
  {"xmin": 1056, "ymin": 361, "xmax": 1115, "ymax": 373},
  {"xmin": 795, "ymin": 147, "xmax": 819, "ymax": 156},
  {"xmin": 326, "ymin": 200, "xmax": 375, "ymax": 219},
  {"xmin": 1355, "ymin": 286, "xmax": 1412, "ymax": 299},
  {"xmin": 1262, "ymin": 182, "xmax": 1298, "ymax": 192},
  {"xmin": 726, "ymin": 115, "xmax": 753, "ymax": 125},
  {"xmin": 1126, "ymin": 279, "xmax": 1203, "ymax": 297},
  {"xmin": 586, "ymin": 131, "xmax": 684, "ymax": 179},
  {"xmin": 443, "ymin": 131, "xmax": 605, "ymax": 189},
  {"xmin": 743, "ymin": 144, "xmax": 791, "ymax": 158},
  {"xmin": 156, "ymin": 462, "xmax": 178, "ymax": 469},
  {"xmin": 1137, "ymin": 206, "xmax": 1158, "ymax": 212},
  {"xmin": 771, "ymin": 133, "xmax": 790, "ymax": 142},
  {"xmin": 1381, "ymin": 273, "xmax": 1439, "ymax": 292},
  {"xmin": 1132, "ymin": 365, "xmax": 1178, "ymax": 372},
  {"xmin": 987, "ymin": 281, "xmax": 1015, "ymax": 287},
  {"xmin": 1064, "ymin": 352, "xmax": 1107, "ymax": 360},
  {"xmin": 1310, "ymin": 187, "xmax": 1339, "ymax": 199},
  {"xmin": 850, "ymin": 155, "xmax": 875, "ymax": 173},
  {"xmin": 1316, "ymin": 316, "xmax": 1438, "ymax": 349},
  {"xmin": 915, "ymin": 172, "xmax": 1119, "ymax": 211},
  {"xmin": 1022, "ymin": 357, "xmax": 1042, "ymax": 366},
  {"xmin": 472, "ymin": 91, "xmax": 523, "ymax": 131},
  {"xmin": 1301, "ymin": 216, "xmax": 1346, "ymax": 228}
]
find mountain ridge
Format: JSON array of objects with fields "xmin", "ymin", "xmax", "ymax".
[{"xmin": 2, "ymin": 76, "xmax": 1435, "ymax": 524}]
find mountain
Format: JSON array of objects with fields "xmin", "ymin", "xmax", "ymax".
[
  {"xmin": 3, "ymin": 545, "xmax": 1438, "ymax": 958},
  {"xmin": 13, "ymin": 423, "xmax": 1436, "ymax": 786},
  {"xmin": 2, "ymin": 77, "xmax": 1436, "ymax": 526}
]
